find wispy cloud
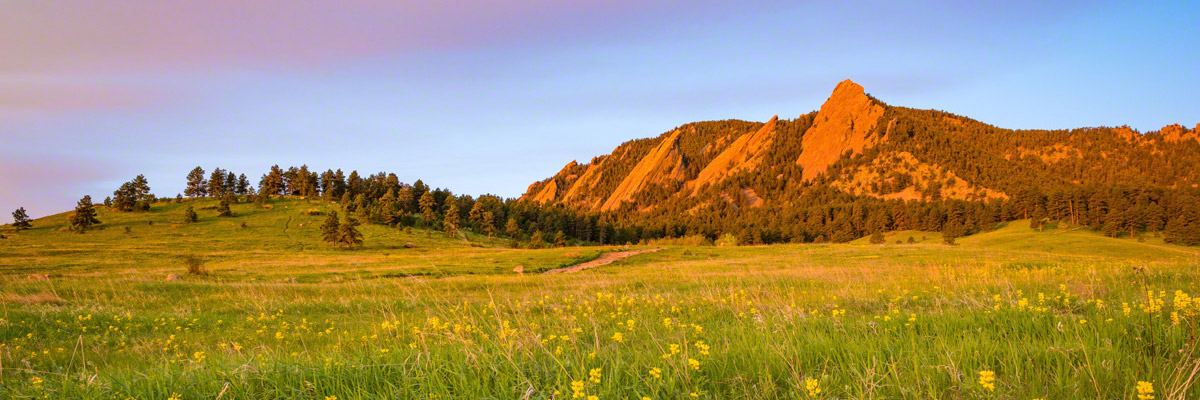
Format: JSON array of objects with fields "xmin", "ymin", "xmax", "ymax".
[{"xmin": 0, "ymin": 0, "xmax": 673, "ymax": 75}]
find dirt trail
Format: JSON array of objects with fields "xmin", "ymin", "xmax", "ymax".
[{"xmin": 544, "ymin": 248, "xmax": 662, "ymax": 274}]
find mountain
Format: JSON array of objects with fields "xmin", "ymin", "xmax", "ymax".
[{"xmin": 521, "ymin": 80, "xmax": 1200, "ymax": 245}]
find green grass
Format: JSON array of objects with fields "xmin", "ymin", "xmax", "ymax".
[{"xmin": 2, "ymin": 198, "xmax": 1200, "ymax": 399}]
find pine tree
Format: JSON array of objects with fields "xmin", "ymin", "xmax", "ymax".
[
  {"xmin": 208, "ymin": 168, "xmax": 227, "ymax": 198},
  {"xmin": 868, "ymin": 230, "xmax": 885, "ymax": 244},
  {"xmin": 217, "ymin": 199, "xmax": 233, "ymax": 217},
  {"xmin": 69, "ymin": 195, "xmax": 100, "ymax": 232},
  {"xmin": 346, "ymin": 171, "xmax": 363, "ymax": 199},
  {"xmin": 236, "ymin": 174, "xmax": 250, "ymax": 195},
  {"xmin": 133, "ymin": 174, "xmax": 152, "ymax": 211},
  {"xmin": 320, "ymin": 170, "xmax": 336, "ymax": 201},
  {"xmin": 353, "ymin": 194, "xmax": 368, "ymax": 216},
  {"xmin": 337, "ymin": 215, "xmax": 363, "ymax": 249},
  {"xmin": 942, "ymin": 221, "xmax": 963, "ymax": 245},
  {"xmin": 105, "ymin": 174, "xmax": 151, "ymax": 212},
  {"xmin": 529, "ymin": 230, "xmax": 545, "ymax": 249},
  {"xmin": 481, "ymin": 211, "xmax": 496, "ymax": 237},
  {"xmin": 553, "ymin": 230, "xmax": 567, "ymax": 247},
  {"xmin": 443, "ymin": 200, "xmax": 460, "ymax": 236},
  {"xmin": 11, "ymin": 207, "xmax": 32, "ymax": 230},
  {"xmin": 419, "ymin": 192, "xmax": 437, "ymax": 226},
  {"xmin": 469, "ymin": 201, "xmax": 487, "ymax": 230},
  {"xmin": 505, "ymin": 218, "xmax": 520, "ymax": 238},
  {"xmin": 185, "ymin": 167, "xmax": 207, "ymax": 198},
  {"xmin": 183, "ymin": 206, "xmax": 198, "ymax": 223},
  {"xmin": 321, "ymin": 210, "xmax": 340, "ymax": 244},
  {"xmin": 260, "ymin": 165, "xmax": 285, "ymax": 195}
]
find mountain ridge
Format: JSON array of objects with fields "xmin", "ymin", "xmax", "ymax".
[{"xmin": 524, "ymin": 79, "xmax": 1199, "ymax": 211}]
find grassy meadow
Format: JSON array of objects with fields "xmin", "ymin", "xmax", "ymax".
[{"xmin": 3, "ymin": 197, "xmax": 1200, "ymax": 399}]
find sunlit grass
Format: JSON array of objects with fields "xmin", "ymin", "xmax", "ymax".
[{"xmin": 2, "ymin": 198, "xmax": 1199, "ymax": 399}]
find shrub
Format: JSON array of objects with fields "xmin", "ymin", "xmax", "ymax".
[
  {"xmin": 644, "ymin": 235, "xmax": 712, "ymax": 246},
  {"xmin": 182, "ymin": 256, "xmax": 207, "ymax": 275},
  {"xmin": 715, "ymin": 233, "xmax": 738, "ymax": 247}
]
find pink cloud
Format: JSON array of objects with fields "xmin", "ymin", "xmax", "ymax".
[
  {"xmin": 0, "ymin": 0, "xmax": 660, "ymax": 74},
  {"xmin": 1, "ymin": 0, "xmax": 678, "ymax": 118},
  {"xmin": 0, "ymin": 80, "xmax": 168, "ymax": 120}
]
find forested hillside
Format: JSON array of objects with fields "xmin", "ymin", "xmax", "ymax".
[{"xmin": 522, "ymin": 80, "xmax": 1200, "ymax": 245}]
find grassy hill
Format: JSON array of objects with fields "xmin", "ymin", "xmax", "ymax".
[
  {"xmin": 3, "ymin": 199, "xmax": 1200, "ymax": 399},
  {"xmin": 848, "ymin": 219, "xmax": 1199, "ymax": 262},
  {"xmin": 0, "ymin": 197, "xmax": 606, "ymax": 279}
]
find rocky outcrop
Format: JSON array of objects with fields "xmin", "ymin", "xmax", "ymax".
[
  {"xmin": 688, "ymin": 116, "xmax": 778, "ymax": 194},
  {"xmin": 600, "ymin": 130, "xmax": 686, "ymax": 211},
  {"xmin": 528, "ymin": 178, "xmax": 558, "ymax": 203},
  {"xmin": 561, "ymin": 156, "xmax": 608, "ymax": 208},
  {"xmin": 796, "ymin": 79, "xmax": 885, "ymax": 181},
  {"xmin": 1161, "ymin": 123, "xmax": 1200, "ymax": 143}
]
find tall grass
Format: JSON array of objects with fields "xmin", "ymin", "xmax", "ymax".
[{"xmin": 1, "ymin": 198, "xmax": 1199, "ymax": 398}]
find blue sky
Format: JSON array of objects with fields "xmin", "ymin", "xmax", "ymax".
[{"xmin": 1, "ymin": 1, "xmax": 1197, "ymax": 222}]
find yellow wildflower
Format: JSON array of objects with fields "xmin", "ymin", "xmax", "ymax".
[
  {"xmin": 611, "ymin": 332, "xmax": 624, "ymax": 343},
  {"xmin": 589, "ymin": 368, "xmax": 602, "ymax": 384},
  {"xmin": 804, "ymin": 378, "xmax": 821, "ymax": 397},
  {"xmin": 1137, "ymin": 381, "xmax": 1155, "ymax": 400},
  {"xmin": 978, "ymin": 370, "xmax": 995, "ymax": 391}
]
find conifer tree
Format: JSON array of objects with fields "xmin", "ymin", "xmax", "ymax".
[
  {"xmin": 69, "ymin": 195, "xmax": 100, "ymax": 232},
  {"xmin": 529, "ymin": 230, "xmax": 545, "ymax": 249},
  {"xmin": 468, "ymin": 201, "xmax": 486, "ymax": 229},
  {"xmin": 112, "ymin": 176, "xmax": 149, "ymax": 212},
  {"xmin": 353, "ymin": 194, "xmax": 368, "ymax": 216},
  {"xmin": 443, "ymin": 200, "xmax": 460, "ymax": 236},
  {"xmin": 321, "ymin": 210, "xmax": 341, "ymax": 244},
  {"xmin": 942, "ymin": 221, "xmax": 963, "ymax": 245},
  {"xmin": 419, "ymin": 192, "xmax": 437, "ymax": 226},
  {"xmin": 346, "ymin": 171, "xmax": 363, "ymax": 198},
  {"xmin": 553, "ymin": 230, "xmax": 567, "ymax": 247},
  {"xmin": 260, "ymin": 165, "xmax": 285, "ymax": 195},
  {"xmin": 11, "ymin": 207, "xmax": 32, "ymax": 230},
  {"xmin": 185, "ymin": 167, "xmax": 207, "ymax": 197},
  {"xmin": 505, "ymin": 218, "xmax": 520, "ymax": 238},
  {"xmin": 183, "ymin": 206, "xmax": 198, "ymax": 223},
  {"xmin": 208, "ymin": 168, "xmax": 227, "ymax": 198},
  {"xmin": 338, "ymin": 215, "xmax": 363, "ymax": 249},
  {"xmin": 225, "ymin": 171, "xmax": 237, "ymax": 195},
  {"xmin": 217, "ymin": 199, "xmax": 233, "ymax": 217},
  {"xmin": 235, "ymin": 174, "xmax": 250, "ymax": 195},
  {"xmin": 481, "ymin": 211, "xmax": 496, "ymax": 237},
  {"xmin": 868, "ymin": 230, "xmax": 885, "ymax": 244}
]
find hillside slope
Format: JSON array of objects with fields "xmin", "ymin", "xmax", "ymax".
[
  {"xmin": 0, "ymin": 198, "xmax": 605, "ymax": 278},
  {"xmin": 521, "ymin": 79, "xmax": 1200, "ymax": 245}
]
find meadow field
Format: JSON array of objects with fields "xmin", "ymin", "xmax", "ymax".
[{"xmin": 3, "ymin": 198, "xmax": 1200, "ymax": 399}]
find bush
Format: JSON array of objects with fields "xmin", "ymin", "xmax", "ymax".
[
  {"xmin": 715, "ymin": 233, "xmax": 738, "ymax": 247},
  {"xmin": 644, "ymin": 235, "xmax": 712, "ymax": 246},
  {"xmin": 183, "ymin": 256, "xmax": 207, "ymax": 275},
  {"xmin": 183, "ymin": 206, "xmax": 198, "ymax": 223},
  {"xmin": 217, "ymin": 200, "xmax": 234, "ymax": 217}
]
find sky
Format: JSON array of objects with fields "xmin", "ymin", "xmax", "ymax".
[{"xmin": 2, "ymin": 0, "xmax": 1198, "ymax": 222}]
